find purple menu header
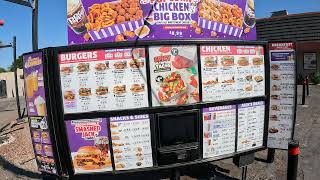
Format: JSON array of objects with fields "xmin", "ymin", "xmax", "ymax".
[{"xmin": 67, "ymin": 0, "xmax": 256, "ymax": 45}]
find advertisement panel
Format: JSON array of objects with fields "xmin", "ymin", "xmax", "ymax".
[
  {"xmin": 148, "ymin": 45, "xmax": 200, "ymax": 106},
  {"xmin": 268, "ymin": 42, "xmax": 295, "ymax": 149},
  {"xmin": 237, "ymin": 101, "xmax": 265, "ymax": 152},
  {"xmin": 30, "ymin": 117, "xmax": 58, "ymax": 174},
  {"xmin": 303, "ymin": 53, "xmax": 317, "ymax": 70},
  {"xmin": 200, "ymin": 45, "xmax": 265, "ymax": 102},
  {"xmin": 65, "ymin": 118, "xmax": 113, "ymax": 174},
  {"xmin": 67, "ymin": 0, "xmax": 256, "ymax": 45},
  {"xmin": 202, "ymin": 105, "xmax": 236, "ymax": 158},
  {"xmin": 23, "ymin": 52, "xmax": 47, "ymax": 117},
  {"xmin": 59, "ymin": 48, "xmax": 149, "ymax": 114},
  {"xmin": 110, "ymin": 114, "xmax": 153, "ymax": 170}
]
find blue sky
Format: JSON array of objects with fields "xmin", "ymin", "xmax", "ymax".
[{"xmin": 0, "ymin": 0, "xmax": 319, "ymax": 69}]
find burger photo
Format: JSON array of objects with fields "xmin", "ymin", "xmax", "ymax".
[
  {"xmin": 60, "ymin": 66, "xmax": 73, "ymax": 74},
  {"xmin": 114, "ymin": 61, "xmax": 127, "ymax": 69},
  {"xmin": 77, "ymin": 63, "xmax": 90, "ymax": 72},
  {"xmin": 271, "ymin": 95, "xmax": 280, "ymax": 100},
  {"xmin": 271, "ymin": 64, "xmax": 279, "ymax": 70},
  {"xmin": 270, "ymin": 115, "xmax": 278, "ymax": 121},
  {"xmin": 95, "ymin": 86, "xmax": 108, "ymax": 96},
  {"xmin": 204, "ymin": 56, "xmax": 218, "ymax": 67},
  {"xmin": 238, "ymin": 57, "xmax": 249, "ymax": 66},
  {"xmin": 252, "ymin": 57, "xmax": 263, "ymax": 65},
  {"xmin": 113, "ymin": 85, "xmax": 126, "ymax": 94},
  {"xmin": 130, "ymin": 84, "xmax": 145, "ymax": 93},
  {"xmin": 254, "ymin": 75, "xmax": 264, "ymax": 83},
  {"xmin": 271, "ymin": 74, "xmax": 280, "ymax": 80},
  {"xmin": 221, "ymin": 56, "xmax": 234, "ymax": 66},
  {"xmin": 129, "ymin": 59, "xmax": 144, "ymax": 68},
  {"xmin": 64, "ymin": 91, "xmax": 75, "ymax": 101},
  {"xmin": 73, "ymin": 146, "xmax": 111, "ymax": 170},
  {"xmin": 95, "ymin": 63, "xmax": 108, "ymax": 71},
  {"xmin": 79, "ymin": 88, "xmax": 92, "ymax": 96}
]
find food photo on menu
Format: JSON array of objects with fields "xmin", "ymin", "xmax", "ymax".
[
  {"xmin": 59, "ymin": 48, "xmax": 149, "ymax": 113},
  {"xmin": 65, "ymin": 119, "xmax": 113, "ymax": 173},
  {"xmin": 200, "ymin": 45, "xmax": 265, "ymax": 102},
  {"xmin": 149, "ymin": 45, "xmax": 200, "ymax": 106}
]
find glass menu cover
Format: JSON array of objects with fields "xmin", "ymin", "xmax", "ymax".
[
  {"xmin": 59, "ymin": 48, "xmax": 149, "ymax": 114},
  {"xmin": 149, "ymin": 45, "xmax": 200, "ymax": 106},
  {"xmin": 110, "ymin": 114, "xmax": 153, "ymax": 170},
  {"xmin": 203, "ymin": 105, "xmax": 236, "ymax": 158},
  {"xmin": 23, "ymin": 52, "xmax": 47, "ymax": 117},
  {"xmin": 65, "ymin": 118, "xmax": 112, "ymax": 174},
  {"xmin": 30, "ymin": 117, "xmax": 57, "ymax": 174},
  {"xmin": 200, "ymin": 45, "xmax": 265, "ymax": 102},
  {"xmin": 268, "ymin": 42, "xmax": 295, "ymax": 149},
  {"xmin": 237, "ymin": 101, "xmax": 265, "ymax": 152}
]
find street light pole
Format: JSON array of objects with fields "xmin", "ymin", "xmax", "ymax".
[
  {"xmin": 13, "ymin": 36, "xmax": 22, "ymax": 119},
  {"xmin": 3, "ymin": 0, "xmax": 38, "ymax": 51},
  {"xmin": 32, "ymin": 0, "xmax": 38, "ymax": 51}
]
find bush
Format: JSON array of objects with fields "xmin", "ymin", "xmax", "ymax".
[{"xmin": 310, "ymin": 72, "xmax": 320, "ymax": 85}]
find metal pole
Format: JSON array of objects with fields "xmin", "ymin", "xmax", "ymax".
[
  {"xmin": 13, "ymin": 36, "xmax": 22, "ymax": 119},
  {"xmin": 32, "ymin": 0, "xmax": 38, "ymax": 51},
  {"xmin": 170, "ymin": 169, "xmax": 181, "ymax": 180},
  {"xmin": 302, "ymin": 80, "xmax": 306, "ymax": 105},
  {"xmin": 267, "ymin": 148, "xmax": 276, "ymax": 163},
  {"xmin": 306, "ymin": 76, "xmax": 309, "ymax": 96},
  {"xmin": 287, "ymin": 140, "xmax": 299, "ymax": 180}
]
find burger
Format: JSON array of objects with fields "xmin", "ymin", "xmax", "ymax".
[
  {"xmin": 269, "ymin": 128, "xmax": 279, "ymax": 134},
  {"xmin": 114, "ymin": 61, "xmax": 127, "ymax": 69},
  {"xmin": 77, "ymin": 63, "xmax": 90, "ymax": 72},
  {"xmin": 254, "ymin": 75, "xmax": 264, "ymax": 83},
  {"xmin": 252, "ymin": 57, "xmax": 263, "ymax": 65},
  {"xmin": 130, "ymin": 84, "xmax": 144, "ymax": 93},
  {"xmin": 270, "ymin": 115, "xmax": 278, "ymax": 121},
  {"xmin": 221, "ymin": 56, "xmax": 234, "ymax": 66},
  {"xmin": 95, "ymin": 63, "xmax": 108, "ymax": 71},
  {"xmin": 271, "ymin": 74, "xmax": 280, "ymax": 80},
  {"xmin": 113, "ymin": 85, "xmax": 126, "ymax": 94},
  {"xmin": 64, "ymin": 91, "xmax": 75, "ymax": 101},
  {"xmin": 96, "ymin": 86, "xmax": 108, "ymax": 95},
  {"xmin": 60, "ymin": 66, "xmax": 73, "ymax": 74},
  {"xmin": 238, "ymin": 57, "xmax": 249, "ymax": 66},
  {"xmin": 73, "ymin": 146, "xmax": 111, "ymax": 170},
  {"xmin": 129, "ymin": 60, "xmax": 144, "ymax": 68},
  {"xmin": 79, "ymin": 88, "xmax": 91, "ymax": 96},
  {"xmin": 204, "ymin": 57, "xmax": 218, "ymax": 67},
  {"xmin": 272, "ymin": 85, "xmax": 281, "ymax": 91},
  {"xmin": 271, "ymin": 64, "xmax": 279, "ymax": 70},
  {"xmin": 271, "ymin": 95, "xmax": 280, "ymax": 100}
]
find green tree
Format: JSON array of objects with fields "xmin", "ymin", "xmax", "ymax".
[
  {"xmin": 0, "ymin": 67, "xmax": 6, "ymax": 73},
  {"xmin": 8, "ymin": 56, "xmax": 23, "ymax": 72}
]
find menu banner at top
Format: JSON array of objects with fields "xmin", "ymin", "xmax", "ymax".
[
  {"xmin": 23, "ymin": 52, "xmax": 47, "ymax": 117},
  {"xmin": 269, "ymin": 42, "xmax": 294, "ymax": 51},
  {"xmin": 67, "ymin": 0, "xmax": 256, "ymax": 45}
]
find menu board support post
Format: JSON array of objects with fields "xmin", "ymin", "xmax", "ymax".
[
  {"xmin": 170, "ymin": 169, "xmax": 181, "ymax": 180},
  {"xmin": 266, "ymin": 148, "xmax": 275, "ymax": 163}
]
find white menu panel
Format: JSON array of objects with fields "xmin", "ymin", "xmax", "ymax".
[
  {"xmin": 59, "ymin": 48, "xmax": 149, "ymax": 114},
  {"xmin": 203, "ymin": 105, "xmax": 236, "ymax": 158},
  {"xmin": 200, "ymin": 45, "xmax": 265, "ymax": 102},
  {"xmin": 110, "ymin": 114, "xmax": 153, "ymax": 171},
  {"xmin": 268, "ymin": 44, "xmax": 295, "ymax": 149},
  {"xmin": 237, "ymin": 101, "xmax": 265, "ymax": 152}
]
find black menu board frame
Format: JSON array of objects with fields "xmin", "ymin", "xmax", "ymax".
[{"xmin": 23, "ymin": 40, "xmax": 270, "ymax": 178}]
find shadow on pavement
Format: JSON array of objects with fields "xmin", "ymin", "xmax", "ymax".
[{"xmin": 0, "ymin": 155, "xmax": 41, "ymax": 179}]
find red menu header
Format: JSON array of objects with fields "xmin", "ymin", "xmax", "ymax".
[{"xmin": 269, "ymin": 42, "xmax": 294, "ymax": 51}]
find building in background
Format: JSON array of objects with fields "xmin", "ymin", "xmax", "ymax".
[
  {"xmin": 256, "ymin": 11, "xmax": 320, "ymax": 78},
  {"xmin": 0, "ymin": 69, "xmax": 24, "ymax": 98}
]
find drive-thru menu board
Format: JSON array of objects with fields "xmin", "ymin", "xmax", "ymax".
[
  {"xmin": 268, "ymin": 43, "xmax": 295, "ymax": 149},
  {"xmin": 30, "ymin": 117, "xmax": 57, "ymax": 174},
  {"xmin": 200, "ymin": 45, "xmax": 265, "ymax": 102},
  {"xmin": 237, "ymin": 101, "xmax": 265, "ymax": 152},
  {"xmin": 149, "ymin": 45, "xmax": 200, "ymax": 106},
  {"xmin": 203, "ymin": 105, "xmax": 236, "ymax": 158},
  {"xmin": 65, "ymin": 118, "xmax": 112, "ymax": 174},
  {"xmin": 59, "ymin": 48, "xmax": 149, "ymax": 114},
  {"xmin": 110, "ymin": 114, "xmax": 153, "ymax": 170}
]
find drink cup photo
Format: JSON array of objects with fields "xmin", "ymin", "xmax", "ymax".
[
  {"xmin": 26, "ymin": 75, "xmax": 34, "ymax": 98},
  {"xmin": 32, "ymin": 71, "xmax": 39, "ymax": 92},
  {"xmin": 34, "ymin": 96, "xmax": 46, "ymax": 116},
  {"xmin": 67, "ymin": 0, "xmax": 88, "ymax": 34}
]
